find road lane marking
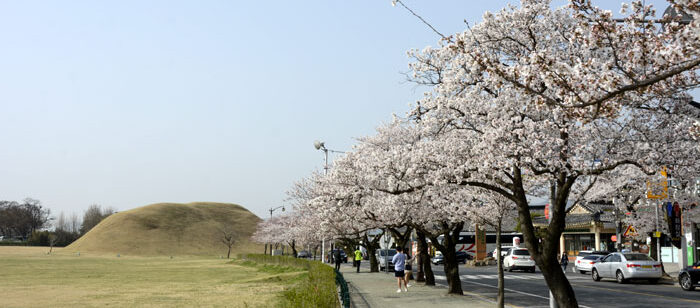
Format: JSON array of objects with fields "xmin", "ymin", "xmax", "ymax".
[
  {"xmin": 571, "ymin": 282, "xmax": 700, "ymax": 304},
  {"xmin": 436, "ymin": 275, "xmax": 592, "ymax": 308}
]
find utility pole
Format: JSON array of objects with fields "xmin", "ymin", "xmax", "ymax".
[
  {"xmin": 549, "ymin": 180, "xmax": 558, "ymax": 308},
  {"xmin": 314, "ymin": 140, "xmax": 345, "ymax": 263}
]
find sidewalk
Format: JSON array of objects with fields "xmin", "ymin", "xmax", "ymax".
[{"xmin": 339, "ymin": 265, "xmax": 496, "ymax": 308}]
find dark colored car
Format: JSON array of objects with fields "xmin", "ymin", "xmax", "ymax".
[
  {"xmin": 432, "ymin": 251, "xmax": 472, "ymax": 265},
  {"xmin": 296, "ymin": 250, "xmax": 312, "ymax": 258},
  {"xmin": 679, "ymin": 262, "xmax": 700, "ymax": 291}
]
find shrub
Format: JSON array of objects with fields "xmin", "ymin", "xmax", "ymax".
[
  {"xmin": 28, "ymin": 231, "xmax": 50, "ymax": 246},
  {"xmin": 239, "ymin": 254, "xmax": 338, "ymax": 308}
]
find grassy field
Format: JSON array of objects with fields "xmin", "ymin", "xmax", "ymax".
[{"xmin": 0, "ymin": 247, "xmax": 305, "ymax": 308}]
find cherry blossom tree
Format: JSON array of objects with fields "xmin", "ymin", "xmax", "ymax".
[
  {"xmin": 332, "ymin": 120, "xmax": 476, "ymax": 294},
  {"xmin": 466, "ymin": 190, "xmax": 518, "ymax": 308},
  {"xmin": 405, "ymin": 1, "xmax": 700, "ymax": 306}
]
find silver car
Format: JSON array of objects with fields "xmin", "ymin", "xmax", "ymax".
[
  {"xmin": 591, "ymin": 252, "xmax": 662, "ymax": 284},
  {"xmin": 376, "ymin": 249, "xmax": 397, "ymax": 271}
]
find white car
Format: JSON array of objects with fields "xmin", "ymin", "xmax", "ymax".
[
  {"xmin": 492, "ymin": 246, "xmax": 513, "ymax": 260},
  {"xmin": 503, "ymin": 248, "xmax": 536, "ymax": 273},
  {"xmin": 574, "ymin": 255, "xmax": 604, "ymax": 274},
  {"xmin": 573, "ymin": 250, "xmax": 609, "ymax": 272},
  {"xmin": 591, "ymin": 252, "xmax": 662, "ymax": 284}
]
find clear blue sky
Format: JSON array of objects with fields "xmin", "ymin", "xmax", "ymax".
[{"xmin": 0, "ymin": 0, "xmax": 682, "ymax": 220}]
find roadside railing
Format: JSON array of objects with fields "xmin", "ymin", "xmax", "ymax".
[{"xmin": 334, "ymin": 269, "xmax": 351, "ymax": 308}]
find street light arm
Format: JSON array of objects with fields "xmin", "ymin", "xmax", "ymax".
[{"xmin": 269, "ymin": 205, "xmax": 286, "ymax": 218}]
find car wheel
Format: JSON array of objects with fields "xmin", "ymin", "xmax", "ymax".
[
  {"xmin": 680, "ymin": 273, "xmax": 695, "ymax": 291},
  {"xmin": 529, "ymin": 267, "xmax": 536, "ymax": 273},
  {"xmin": 579, "ymin": 270, "xmax": 587, "ymax": 274},
  {"xmin": 592, "ymin": 269, "xmax": 601, "ymax": 282},
  {"xmin": 616, "ymin": 270, "xmax": 626, "ymax": 284}
]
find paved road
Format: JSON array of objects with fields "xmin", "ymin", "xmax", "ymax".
[
  {"xmin": 424, "ymin": 265, "xmax": 700, "ymax": 308},
  {"xmin": 353, "ymin": 260, "xmax": 700, "ymax": 307}
]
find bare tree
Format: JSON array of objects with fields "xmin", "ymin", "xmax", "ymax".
[
  {"xmin": 80, "ymin": 204, "xmax": 115, "ymax": 235},
  {"xmin": 48, "ymin": 233, "xmax": 58, "ymax": 254},
  {"xmin": 69, "ymin": 213, "xmax": 81, "ymax": 234},
  {"xmin": 220, "ymin": 227, "xmax": 237, "ymax": 259}
]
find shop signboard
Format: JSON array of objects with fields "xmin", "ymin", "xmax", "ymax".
[{"xmin": 475, "ymin": 225, "xmax": 486, "ymax": 260}]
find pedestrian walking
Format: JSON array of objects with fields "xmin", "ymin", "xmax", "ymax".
[
  {"xmin": 560, "ymin": 252, "xmax": 569, "ymax": 272},
  {"xmin": 354, "ymin": 247, "xmax": 363, "ymax": 273},
  {"xmin": 333, "ymin": 249, "xmax": 342, "ymax": 271},
  {"xmin": 404, "ymin": 253, "xmax": 414, "ymax": 287},
  {"xmin": 391, "ymin": 246, "xmax": 408, "ymax": 293}
]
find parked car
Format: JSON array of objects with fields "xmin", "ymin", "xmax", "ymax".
[
  {"xmin": 431, "ymin": 251, "xmax": 472, "ymax": 265},
  {"xmin": 574, "ymin": 255, "xmax": 603, "ymax": 274},
  {"xmin": 492, "ymin": 246, "xmax": 514, "ymax": 261},
  {"xmin": 296, "ymin": 250, "xmax": 312, "ymax": 258},
  {"xmin": 503, "ymin": 248, "xmax": 536, "ymax": 272},
  {"xmin": 574, "ymin": 250, "xmax": 609, "ymax": 272},
  {"xmin": 679, "ymin": 261, "xmax": 700, "ymax": 291},
  {"xmin": 376, "ymin": 249, "xmax": 397, "ymax": 271},
  {"xmin": 591, "ymin": 252, "xmax": 662, "ymax": 284}
]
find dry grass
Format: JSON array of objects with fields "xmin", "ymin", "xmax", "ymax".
[
  {"xmin": 66, "ymin": 202, "xmax": 262, "ymax": 256},
  {"xmin": 0, "ymin": 247, "xmax": 301, "ymax": 308}
]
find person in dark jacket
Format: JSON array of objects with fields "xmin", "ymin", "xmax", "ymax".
[
  {"xmin": 333, "ymin": 249, "xmax": 342, "ymax": 271},
  {"xmin": 560, "ymin": 252, "xmax": 569, "ymax": 272}
]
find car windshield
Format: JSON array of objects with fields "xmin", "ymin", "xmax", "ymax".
[
  {"xmin": 624, "ymin": 254, "xmax": 653, "ymax": 261},
  {"xmin": 578, "ymin": 252, "xmax": 590, "ymax": 257},
  {"xmin": 513, "ymin": 249, "xmax": 530, "ymax": 256},
  {"xmin": 583, "ymin": 255, "xmax": 602, "ymax": 260},
  {"xmin": 379, "ymin": 250, "xmax": 397, "ymax": 257}
]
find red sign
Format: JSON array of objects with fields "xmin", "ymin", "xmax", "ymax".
[
  {"xmin": 544, "ymin": 204, "xmax": 550, "ymax": 221},
  {"xmin": 611, "ymin": 235, "xmax": 617, "ymax": 242}
]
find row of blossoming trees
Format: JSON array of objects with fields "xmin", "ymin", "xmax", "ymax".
[{"xmin": 254, "ymin": 1, "xmax": 700, "ymax": 307}]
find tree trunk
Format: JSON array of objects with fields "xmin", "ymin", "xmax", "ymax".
[
  {"xmin": 365, "ymin": 234, "xmax": 381, "ymax": 272},
  {"xmin": 416, "ymin": 230, "xmax": 434, "ymax": 285},
  {"xmin": 422, "ymin": 252, "xmax": 435, "ymax": 286},
  {"xmin": 441, "ymin": 245, "xmax": 462, "ymax": 295},
  {"xmin": 264, "ymin": 243, "xmax": 268, "ymax": 255},
  {"xmin": 290, "ymin": 240, "xmax": 297, "ymax": 258},
  {"xmin": 227, "ymin": 246, "xmax": 232, "ymax": 259},
  {"xmin": 496, "ymin": 220, "xmax": 504, "ymax": 308},
  {"xmin": 511, "ymin": 168, "xmax": 578, "ymax": 307},
  {"xmin": 540, "ymin": 255, "xmax": 577, "ymax": 307},
  {"xmin": 429, "ymin": 224, "xmax": 463, "ymax": 295}
]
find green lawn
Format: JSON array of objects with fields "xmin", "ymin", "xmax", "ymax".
[{"xmin": 0, "ymin": 247, "xmax": 304, "ymax": 307}]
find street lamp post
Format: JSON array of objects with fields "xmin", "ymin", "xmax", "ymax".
[
  {"xmin": 314, "ymin": 140, "xmax": 345, "ymax": 263},
  {"xmin": 268, "ymin": 205, "xmax": 285, "ymax": 255},
  {"xmin": 269, "ymin": 205, "xmax": 285, "ymax": 218}
]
